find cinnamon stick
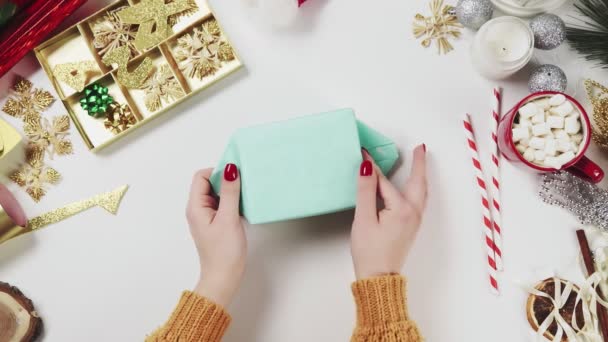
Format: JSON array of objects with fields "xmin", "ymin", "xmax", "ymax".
[{"xmin": 576, "ymin": 229, "xmax": 608, "ymax": 342}]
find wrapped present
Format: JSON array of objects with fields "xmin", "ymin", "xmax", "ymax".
[{"xmin": 0, "ymin": 0, "xmax": 86, "ymax": 78}]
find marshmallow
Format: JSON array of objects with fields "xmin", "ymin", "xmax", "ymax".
[
  {"xmin": 535, "ymin": 98, "xmax": 551, "ymax": 109},
  {"xmin": 519, "ymin": 102, "xmax": 540, "ymax": 118},
  {"xmin": 571, "ymin": 142, "xmax": 580, "ymax": 153},
  {"xmin": 532, "ymin": 123, "xmax": 550, "ymax": 136},
  {"xmin": 554, "ymin": 129, "xmax": 569, "ymax": 140},
  {"xmin": 545, "ymin": 138, "xmax": 557, "ymax": 156},
  {"xmin": 544, "ymin": 156, "xmax": 563, "ymax": 169},
  {"xmin": 532, "ymin": 112, "xmax": 545, "ymax": 124},
  {"xmin": 529, "ymin": 137, "xmax": 546, "ymax": 150},
  {"xmin": 519, "ymin": 119, "xmax": 533, "ymax": 128},
  {"xmin": 564, "ymin": 116, "xmax": 581, "ymax": 134},
  {"xmin": 520, "ymin": 138, "xmax": 530, "ymax": 147},
  {"xmin": 512, "ymin": 127, "xmax": 530, "ymax": 142},
  {"xmin": 568, "ymin": 110, "xmax": 580, "ymax": 118},
  {"xmin": 549, "ymin": 94, "xmax": 566, "ymax": 106},
  {"xmin": 546, "ymin": 116, "xmax": 564, "ymax": 129},
  {"xmin": 550, "ymin": 101, "xmax": 574, "ymax": 117},
  {"xmin": 523, "ymin": 148, "xmax": 535, "ymax": 162},
  {"xmin": 516, "ymin": 144, "xmax": 527, "ymax": 153},
  {"xmin": 558, "ymin": 151, "xmax": 575, "ymax": 165},
  {"xmin": 557, "ymin": 139, "xmax": 572, "ymax": 152},
  {"xmin": 534, "ymin": 150, "xmax": 546, "ymax": 162},
  {"xmin": 571, "ymin": 133, "xmax": 583, "ymax": 144}
]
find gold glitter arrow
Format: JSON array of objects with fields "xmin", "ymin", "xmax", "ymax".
[{"xmin": 0, "ymin": 185, "xmax": 128, "ymax": 244}]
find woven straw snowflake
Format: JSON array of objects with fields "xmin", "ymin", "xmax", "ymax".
[
  {"xmin": 413, "ymin": 0, "xmax": 462, "ymax": 55},
  {"xmin": 10, "ymin": 149, "xmax": 61, "ymax": 202},
  {"xmin": 174, "ymin": 19, "xmax": 235, "ymax": 80},
  {"xmin": 2, "ymin": 79, "xmax": 54, "ymax": 121},
  {"xmin": 92, "ymin": 7, "xmax": 138, "ymax": 58},
  {"xmin": 24, "ymin": 115, "xmax": 73, "ymax": 159},
  {"xmin": 141, "ymin": 64, "xmax": 185, "ymax": 111}
]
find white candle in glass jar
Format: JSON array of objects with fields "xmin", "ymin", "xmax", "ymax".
[{"xmin": 471, "ymin": 16, "xmax": 534, "ymax": 79}]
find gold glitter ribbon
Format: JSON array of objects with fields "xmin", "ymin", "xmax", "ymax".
[{"xmin": 0, "ymin": 185, "xmax": 128, "ymax": 244}]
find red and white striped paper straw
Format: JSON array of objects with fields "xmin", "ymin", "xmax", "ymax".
[
  {"xmin": 489, "ymin": 88, "xmax": 504, "ymax": 271},
  {"xmin": 464, "ymin": 113, "xmax": 500, "ymax": 295}
]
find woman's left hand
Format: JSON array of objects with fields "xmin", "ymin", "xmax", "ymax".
[{"xmin": 187, "ymin": 164, "xmax": 246, "ymax": 307}]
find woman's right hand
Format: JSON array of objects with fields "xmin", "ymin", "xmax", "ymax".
[{"xmin": 350, "ymin": 145, "xmax": 428, "ymax": 280}]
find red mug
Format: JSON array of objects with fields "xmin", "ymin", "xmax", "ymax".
[{"xmin": 497, "ymin": 91, "xmax": 604, "ymax": 183}]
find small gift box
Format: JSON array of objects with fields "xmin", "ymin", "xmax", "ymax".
[
  {"xmin": 0, "ymin": 118, "xmax": 25, "ymax": 181},
  {"xmin": 34, "ymin": 0, "xmax": 243, "ymax": 151},
  {"xmin": 210, "ymin": 109, "xmax": 399, "ymax": 224}
]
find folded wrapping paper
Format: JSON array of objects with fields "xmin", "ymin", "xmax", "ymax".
[{"xmin": 210, "ymin": 109, "xmax": 399, "ymax": 224}]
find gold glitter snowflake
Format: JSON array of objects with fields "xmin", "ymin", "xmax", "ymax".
[
  {"xmin": 586, "ymin": 79, "xmax": 608, "ymax": 149},
  {"xmin": 174, "ymin": 19, "xmax": 235, "ymax": 80},
  {"xmin": 141, "ymin": 64, "xmax": 185, "ymax": 111},
  {"xmin": 2, "ymin": 79, "xmax": 54, "ymax": 121},
  {"xmin": 10, "ymin": 149, "xmax": 61, "ymax": 202},
  {"xmin": 413, "ymin": 0, "xmax": 462, "ymax": 55},
  {"xmin": 24, "ymin": 115, "xmax": 73, "ymax": 159},
  {"xmin": 92, "ymin": 7, "xmax": 138, "ymax": 58}
]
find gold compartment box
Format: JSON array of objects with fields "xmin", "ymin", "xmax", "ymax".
[{"xmin": 34, "ymin": 0, "xmax": 243, "ymax": 152}]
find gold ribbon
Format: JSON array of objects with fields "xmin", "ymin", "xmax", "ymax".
[{"xmin": 0, "ymin": 185, "xmax": 128, "ymax": 244}]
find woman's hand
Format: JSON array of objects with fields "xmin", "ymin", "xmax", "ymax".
[
  {"xmin": 351, "ymin": 145, "xmax": 428, "ymax": 280},
  {"xmin": 187, "ymin": 164, "xmax": 246, "ymax": 307}
]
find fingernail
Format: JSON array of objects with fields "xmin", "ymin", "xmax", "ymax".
[
  {"xmin": 224, "ymin": 163, "xmax": 238, "ymax": 181},
  {"xmin": 422, "ymin": 144, "xmax": 427, "ymax": 152},
  {"xmin": 360, "ymin": 160, "xmax": 373, "ymax": 176}
]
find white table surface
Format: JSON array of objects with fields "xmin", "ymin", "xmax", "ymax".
[{"xmin": 2, "ymin": 1, "xmax": 608, "ymax": 341}]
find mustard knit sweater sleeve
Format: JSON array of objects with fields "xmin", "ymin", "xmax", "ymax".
[
  {"xmin": 146, "ymin": 275, "xmax": 422, "ymax": 342},
  {"xmin": 351, "ymin": 275, "xmax": 423, "ymax": 341}
]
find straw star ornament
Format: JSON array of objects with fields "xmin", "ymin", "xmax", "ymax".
[
  {"xmin": 10, "ymin": 150, "xmax": 61, "ymax": 202},
  {"xmin": 24, "ymin": 115, "xmax": 73, "ymax": 159},
  {"xmin": 141, "ymin": 64, "xmax": 185, "ymax": 112},
  {"xmin": 413, "ymin": 0, "xmax": 462, "ymax": 54},
  {"xmin": 2, "ymin": 79, "xmax": 54, "ymax": 121}
]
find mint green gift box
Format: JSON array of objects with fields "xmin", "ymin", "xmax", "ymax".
[{"xmin": 210, "ymin": 109, "xmax": 399, "ymax": 224}]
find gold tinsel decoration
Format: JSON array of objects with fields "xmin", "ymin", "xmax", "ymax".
[
  {"xmin": 2, "ymin": 79, "xmax": 54, "ymax": 122},
  {"xmin": 92, "ymin": 7, "xmax": 138, "ymax": 58},
  {"xmin": 174, "ymin": 18, "xmax": 236, "ymax": 80},
  {"xmin": 141, "ymin": 64, "xmax": 185, "ymax": 112},
  {"xmin": 10, "ymin": 149, "xmax": 61, "ymax": 203},
  {"xmin": 24, "ymin": 115, "xmax": 73, "ymax": 159},
  {"xmin": 104, "ymin": 103, "xmax": 137, "ymax": 135},
  {"xmin": 585, "ymin": 79, "xmax": 608, "ymax": 149},
  {"xmin": 413, "ymin": 0, "xmax": 462, "ymax": 55}
]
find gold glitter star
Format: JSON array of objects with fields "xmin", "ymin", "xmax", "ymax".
[
  {"xmin": 24, "ymin": 115, "xmax": 73, "ymax": 159},
  {"xmin": 2, "ymin": 79, "xmax": 54, "ymax": 121},
  {"xmin": 175, "ymin": 18, "xmax": 235, "ymax": 80},
  {"xmin": 413, "ymin": 0, "xmax": 462, "ymax": 55},
  {"xmin": 141, "ymin": 64, "xmax": 185, "ymax": 112},
  {"xmin": 10, "ymin": 149, "xmax": 61, "ymax": 202}
]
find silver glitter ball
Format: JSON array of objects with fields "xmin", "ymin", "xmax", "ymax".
[
  {"xmin": 530, "ymin": 14, "xmax": 566, "ymax": 50},
  {"xmin": 455, "ymin": 0, "xmax": 493, "ymax": 30},
  {"xmin": 528, "ymin": 64, "xmax": 567, "ymax": 93}
]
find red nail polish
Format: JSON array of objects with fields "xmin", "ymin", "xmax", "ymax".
[
  {"xmin": 224, "ymin": 163, "xmax": 238, "ymax": 181},
  {"xmin": 422, "ymin": 144, "xmax": 427, "ymax": 152},
  {"xmin": 360, "ymin": 160, "xmax": 373, "ymax": 176}
]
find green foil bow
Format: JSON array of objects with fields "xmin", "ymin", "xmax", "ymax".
[{"xmin": 80, "ymin": 83, "xmax": 114, "ymax": 117}]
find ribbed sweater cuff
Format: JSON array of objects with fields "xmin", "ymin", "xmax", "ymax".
[
  {"xmin": 351, "ymin": 274, "xmax": 409, "ymax": 327},
  {"xmin": 155, "ymin": 291, "xmax": 231, "ymax": 342}
]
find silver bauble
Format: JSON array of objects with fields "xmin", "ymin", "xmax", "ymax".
[
  {"xmin": 455, "ymin": 0, "xmax": 494, "ymax": 30},
  {"xmin": 529, "ymin": 14, "xmax": 566, "ymax": 50},
  {"xmin": 528, "ymin": 64, "xmax": 567, "ymax": 93}
]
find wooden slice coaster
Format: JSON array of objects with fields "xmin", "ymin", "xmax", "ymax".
[
  {"xmin": 526, "ymin": 278, "xmax": 586, "ymax": 341},
  {"xmin": 0, "ymin": 282, "xmax": 42, "ymax": 342}
]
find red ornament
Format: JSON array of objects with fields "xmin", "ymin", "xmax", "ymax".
[{"xmin": 0, "ymin": 0, "xmax": 86, "ymax": 78}]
